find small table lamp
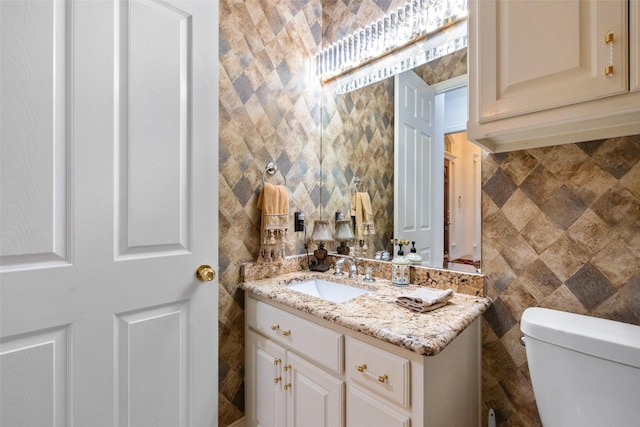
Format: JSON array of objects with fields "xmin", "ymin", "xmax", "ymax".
[
  {"xmin": 334, "ymin": 219, "xmax": 354, "ymax": 255},
  {"xmin": 309, "ymin": 220, "xmax": 333, "ymax": 272}
]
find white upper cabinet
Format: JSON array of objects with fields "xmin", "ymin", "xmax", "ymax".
[{"xmin": 468, "ymin": 0, "xmax": 640, "ymax": 152}]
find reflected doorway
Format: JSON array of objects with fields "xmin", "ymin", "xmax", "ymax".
[
  {"xmin": 443, "ymin": 158, "xmax": 450, "ymax": 263},
  {"xmin": 443, "ymin": 131, "xmax": 481, "ymax": 273}
]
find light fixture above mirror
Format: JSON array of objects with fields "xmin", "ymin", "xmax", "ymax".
[{"xmin": 315, "ymin": 0, "xmax": 468, "ymax": 94}]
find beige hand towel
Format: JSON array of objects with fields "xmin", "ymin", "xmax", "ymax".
[
  {"xmin": 257, "ymin": 183, "xmax": 289, "ymax": 263},
  {"xmin": 395, "ymin": 288, "xmax": 453, "ymax": 313},
  {"xmin": 350, "ymin": 192, "xmax": 375, "ymax": 237}
]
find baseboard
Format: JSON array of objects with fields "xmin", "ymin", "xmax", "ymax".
[{"xmin": 227, "ymin": 416, "xmax": 246, "ymax": 427}]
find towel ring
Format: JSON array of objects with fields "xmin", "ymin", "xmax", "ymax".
[
  {"xmin": 352, "ymin": 175, "xmax": 367, "ymax": 192},
  {"xmin": 262, "ymin": 162, "xmax": 287, "ymax": 186}
]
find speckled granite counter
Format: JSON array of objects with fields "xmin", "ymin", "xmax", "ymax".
[{"xmin": 240, "ymin": 268, "xmax": 492, "ymax": 356}]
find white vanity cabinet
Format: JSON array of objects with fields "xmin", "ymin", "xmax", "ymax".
[
  {"xmin": 468, "ymin": 0, "xmax": 640, "ymax": 152},
  {"xmin": 245, "ymin": 297, "xmax": 345, "ymax": 427},
  {"xmin": 245, "ymin": 294, "xmax": 482, "ymax": 427},
  {"xmin": 246, "ymin": 330, "xmax": 344, "ymax": 427}
]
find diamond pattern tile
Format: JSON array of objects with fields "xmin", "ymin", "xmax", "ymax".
[
  {"xmin": 484, "ymin": 168, "xmax": 518, "ymax": 208},
  {"xmin": 540, "ymin": 185, "xmax": 587, "ymax": 230},
  {"xmin": 482, "ymin": 135, "xmax": 640, "ymax": 427},
  {"xmin": 519, "ymin": 164, "xmax": 563, "ymax": 206},
  {"xmin": 564, "ymin": 263, "xmax": 617, "ymax": 311},
  {"xmin": 592, "ymin": 183, "xmax": 640, "ymax": 233},
  {"xmin": 322, "ymin": 77, "xmax": 395, "ymax": 253},
  {"xmin": 591, "ymin": 135, "xmax": 640, "ymax": 179},
  {"xmin": 497, "ymin": 151, "xmax": 540, "ymax": 186},
  {"xmin": 539, "ymin": 235, "xmax": 589, "ymax": 282},
  {"xmin": 218, "ymin": 1, "xmax": 322, "ymax": 424}
]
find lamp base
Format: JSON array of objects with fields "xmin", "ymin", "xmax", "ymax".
[
  {"xmin": 310, "ymin": 263, "xmax": 330, "ymax": 272},
  {"xmin": 311, "ymin": 245, "xmax": 330, "ymax": 272},
  {"xmin": 336, "ymin": 242, "xmax": 350, "ymax": 255}
]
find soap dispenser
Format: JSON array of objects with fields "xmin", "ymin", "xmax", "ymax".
[
  {"xmin": 391, "ymin": 239, "xmax": 410, "ymax": 286},
  {"xmin": 407, "ymin": 241, "xmax": 422, "ymax": 265}
]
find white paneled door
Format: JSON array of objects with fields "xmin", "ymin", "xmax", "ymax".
[
  {"xmin": 0, "ymin": 1, "xmax": 218, "ymax": 426},
  {"xmin": 394, "ymin": 70, "xmax": 442, "ymax": 267}
]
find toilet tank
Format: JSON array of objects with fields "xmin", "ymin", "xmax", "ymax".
[{"xmin": 520, "ymin": 307, "xmax": 640, "ymax": 427}]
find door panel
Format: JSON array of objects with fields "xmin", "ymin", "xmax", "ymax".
[
  {"xmin": 394, "ymin": 70, "xmax": 441, "ymax": 266},
  {"xmin": 287, "ymin": 352, "xmax": 344, "ymax": 427},
  {"xmin": 347, "ymin": 385, "xmax": 409, "ymax": 427},
  {"xmin": 119, "ymin": 0, "xmax": 192, "ymax": 256},
  {"xmin": 0, "ymin": 1, "xmax": 218, "ymax": 425},
  {"xmin": 0, "ymin": 326, "xmax": 69, "ymax": 427},
  {"xmin": 0, "ymin": 0, "xmax": 70, "ymax": 269},
  {"xmin": 246, "ymin": 330, "xmax": 287, "ymax": 427},
  {"xmin": 117, "ymin": 303, "xmax": 188, "ymax": 427}
]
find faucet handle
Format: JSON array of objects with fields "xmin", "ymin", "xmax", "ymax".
[
  {"xmin": 333, "ymin": 258, "xmax": 345, "ymax": 276},
  {"xmin": 364, "ymin": 266, "xmax": 375, "ymax": 282}
]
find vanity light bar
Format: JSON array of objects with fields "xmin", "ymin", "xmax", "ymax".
[
  {"xmin": 334, "ymin": 35, "xmax": 467, "ymax": 94},
  {"xmin": 315, "ymin": 0, "xmax": 468, "ymax": 83}
]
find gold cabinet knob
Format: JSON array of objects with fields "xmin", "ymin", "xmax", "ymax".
[
  {"xmin": 378, "ymin": 374, "xmax": 389, "ymax": 383},
  {"xmin": 196, "ymin": 265, "xmax": 216, "ymax": 282},
  {"xmin": 605, "ymin": 65, "xmax": 614, "ymax": 77},
  {"xmin": 356, "ymin": 363, "xmax": 367, "ymax": 372}
]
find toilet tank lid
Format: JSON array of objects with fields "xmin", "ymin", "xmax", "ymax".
[{"xmin": 521, "ymin": 307, "xmax": 640, "ymax": 369}]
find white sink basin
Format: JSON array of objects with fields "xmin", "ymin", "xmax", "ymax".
[{"xmin": 286, "ymin": 278, "xmax": 371, "ymax": 304}]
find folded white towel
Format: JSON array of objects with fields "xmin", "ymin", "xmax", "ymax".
[{"xmin": 395, "ymin": 288, "xmax": 453, "ymax": 312}]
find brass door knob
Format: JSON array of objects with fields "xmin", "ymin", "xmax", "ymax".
[{"xmin": 196, "ymin": 265, "xmax": 216, "ymax": 282}]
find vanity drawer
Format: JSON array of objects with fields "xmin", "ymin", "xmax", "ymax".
[
  {"xmin": 246, "ymin": 298, "xmax": 344, "ymax": 374},
  {"xmin": 346, "ymin": 336, "xmax": 410, "ymax": 408}
]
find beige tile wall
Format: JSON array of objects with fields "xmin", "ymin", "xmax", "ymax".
[
  {"xmin": 218, "ymin": 1, "xmax": 322, "ymax": 424},
  {"xmin": 481, "ymin": 137, "xmax": 640, "ymax": 426}
]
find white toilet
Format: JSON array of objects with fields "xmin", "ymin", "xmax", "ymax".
[{"xmin": 520, "ymin": 307, "xmax": 640, "ymax": 427}]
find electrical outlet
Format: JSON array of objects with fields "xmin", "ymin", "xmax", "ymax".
[{"xmin": 294, "ymin": 212, "xmax": 305, "ymax": 232}]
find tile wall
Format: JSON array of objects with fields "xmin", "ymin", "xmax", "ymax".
[
  {"xmin": 322, "ymin": 77, "xmax": 395, "ymax": 254},
  {"xmin": 481, "ymin": 137, "xmax": 640, "ymax": 426},
  {"xmin": 218, "ymin": 1, "xmax": 322, "ymax": 424}
]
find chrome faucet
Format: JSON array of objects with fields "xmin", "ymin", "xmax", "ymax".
[{"xmin": 334, "ymin": 255, "xmax": 358, "ymax": 279}]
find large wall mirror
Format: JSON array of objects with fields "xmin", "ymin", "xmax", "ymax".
[{"xmin": 321, "ymin": 47, "xmax": 484, "ymax": 274}]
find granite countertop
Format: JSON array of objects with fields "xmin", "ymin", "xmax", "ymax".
[{"xmin": 241, "ymin": 270, "xmax": 492, "ymax": 356}]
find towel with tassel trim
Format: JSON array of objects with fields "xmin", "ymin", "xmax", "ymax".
[
  {"xmin": 257, "ymin": 183, "xmax": 289, "ymax": 263},
  {"xmin": 350, "ymin": 192, "xmax": 376, "ymax": 240},
  {"xmin": 395, "ymin": 288, "xmax": 454, "ymax": 312}
]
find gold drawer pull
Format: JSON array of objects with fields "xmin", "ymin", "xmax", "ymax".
[
  {"xmin": 284, "ymin": 383, "xmax": 291, "ymax": 390},
  {"xmin": 273, "ymin": 358, "xmax": 281, "ymax": 366},
  {"xmin": 605, "ymin": 32, "xmax": 614, "ymax": 77},
  {"xmin": 271, "ymin": 325, "xmax": 291, "ymax": 336},
  {"xmin": 284, "ymin": 364, "xmax": 291, "ymax": 371},
  {"xmin": 605, "ymin": 65, "xmax": 614, "ymax": 77},
  {"xmin": 274, "ymin": 376, "xmax": 282, "ymax": 384},
  {"xmin": 357, "ymin": 363, "xmax": 389, "ymax": 384}
]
